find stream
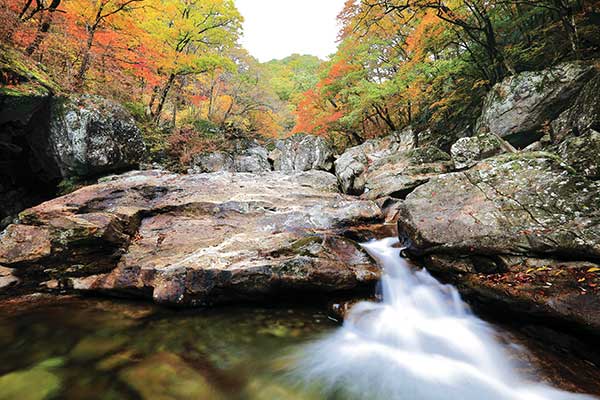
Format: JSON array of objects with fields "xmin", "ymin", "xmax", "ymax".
[{"xmin": 0, "ymin": 238, "xmax": 599, "ymax": 399}]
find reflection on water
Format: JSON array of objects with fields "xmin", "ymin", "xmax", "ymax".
[
  {"xmin": 0, "ymin": 298, "xmax": 334, "ymax": 400},
  {"xmin": 294, "ymin": 238, "xmax": 599, "ymax": 400}
]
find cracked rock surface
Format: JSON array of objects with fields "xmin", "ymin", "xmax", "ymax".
[{"xmin": 0, "ymin": 170, "xmax": 383, "ymax": 306}]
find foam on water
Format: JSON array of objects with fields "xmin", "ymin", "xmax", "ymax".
[{"xmin": 294, "ymin": 237, "xmax": 597, "ymax": 400}]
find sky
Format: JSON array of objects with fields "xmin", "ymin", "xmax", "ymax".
[{"xmin": 234, "ymin": 0, "xmax": 347, "ymax": 62}]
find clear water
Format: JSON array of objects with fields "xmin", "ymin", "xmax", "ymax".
[
  {"xmin": 0, "ymin": 238, "xmax": 598, "ymax": 399},
  {"xmin": 0, "ymin": 299, "xmax": 335, "ymax": 400},
  {"xmin": 294, "ymin": 238, "xmax": 599, "ymax": 400}
]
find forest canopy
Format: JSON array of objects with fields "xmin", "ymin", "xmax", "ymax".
[{"xmin": 1, "ymin": 0, "xmax": 599, "ymax": 156}]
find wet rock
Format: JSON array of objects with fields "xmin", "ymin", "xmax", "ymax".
[
  {"xmin": 270, "ymin": 134, "xmax": 334, "ymax": 172},
  {"xmin": 399, "ymin": 152, "xmax": 600, "ymax": 259},
  {"xmin": 0, "ymin": 170, "xmax": 382, "ymax": 305},
  {"xmin": 362, "ymin": 146, "xmax": 454, "ymax": 200},
  {"xmin": 557, "ymin": 130, "xmax": 600, "ymax": 179},
  {"xmin": 49, "ymin": 95, "xmax": 146, "ymax": 178},
  {"xmin": 0, "ymin": 358, "xmax": 63, "ymax": 400},
  {"xmin": 423, "ymin": 254, "xmax": 600, "ymax": 333},
  {"xmin": 450, "ymin": 133, "xmax": 507, "ymax": 169},
  {"xmin": 397, "ymin": 151, "xmax": 600, "ymax": 333},
  {"xmin": 476, "ymin": 63, "xmax": 595, "ymax": 148},
  {"xmin": 552, "ymin": 73, "xmax": 600, "ymax": 143},
  {"xmin": 334, "ymin": 128, "xmax": 416, "ymax": 195},
  {"xmin": 190, "ymin": 140, "xmax": 270, "ymax": 173}
]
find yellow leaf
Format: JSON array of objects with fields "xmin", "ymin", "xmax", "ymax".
[{"xmin": 587, "ymin": 267, "xmax": 600, "ymax": 273}]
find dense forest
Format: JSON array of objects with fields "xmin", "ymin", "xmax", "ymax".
[{"xmin": 3, "ymin": 0, "xmax": 598, "ymax": 158}]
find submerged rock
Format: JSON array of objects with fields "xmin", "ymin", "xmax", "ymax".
[
  {"xmin": 270, "ymin": 134, "xmax": 334, "ymax": 173},
  {"xmin": 476, "ymin": 63, "xmax": 595, "ymax": 148},
  {"xmin": 0, "ymin": 170, "xmax": 382, "ymax": 306}
]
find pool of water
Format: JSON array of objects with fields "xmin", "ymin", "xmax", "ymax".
[
  {"xmin": 0, "ymin": 296, "xmax": 336, "ymax": 400},
  {"xmin": 0, "ymin": 293, "xmax": 599, "ymax": 400}
]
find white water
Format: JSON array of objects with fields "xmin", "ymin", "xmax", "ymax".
[{"xmin": 295, "ymin": 237, "xmax": 597, "ymax": 400}]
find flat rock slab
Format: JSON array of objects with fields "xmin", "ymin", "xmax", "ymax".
[{"xmin": 0, "ymin": 170, "xmax": 383, "ymax": 306}]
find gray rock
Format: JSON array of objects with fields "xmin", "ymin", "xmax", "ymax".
[
  {"xmin": 558, "ymin": 130, "xmax": 600, "ymax": 179},
  {"xmin": 398, "ymin": 152, "xmax": 600, "ymax": 259},
  {"xmin": 49, "ymin": 95, "xmax": 146, "ymax": 178},
  {"xmin": 334, "ymin": 127, "xmax": 416, "ymax": 195},
  {"xmin": 270, "ymin": 134, "xmax": 334, "ymax": 172},
  {"xmin": 190, "ymin": 141, "xmax": 270, "ymax": 173},
  {"xmin": 450, "ymin": 133, "xmax": 506, "ymax": 169},
  {"xmin": 551, "ymin": 73, "xmax": 600, "ymax": 143},
  {"xmin": 476, "ymin": 63, "xmax": 595, "ymax": 148},
  {"xmin": 362, "ymin": 146, "xmax": 454, "ymax": 200}
]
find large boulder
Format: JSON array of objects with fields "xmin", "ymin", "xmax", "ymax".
[
  {"xmin": 334, "ymin": 128, "xmax": 415, "ymax": 195},
  {"xmin": 476, "ymin": 63, "xmax": 595, "ymax": 148},
  {"xmin": 270, "ymin": 134, "xmax": 334, "ymax": 172},
  {"xmin": 397, "ymin": 152, "xmax": 600, "ymax": 332},
  {"xmin": 49, "ymin": 95, "xmax": 146, "ymax": 178},
  {"xmin": 399, "ymin": 152, "xmax": 600, "ymax": 258},
  {"xmin": 362, "ymin": 146, "xmax": 454, "ymax": 200},
  {"xmin": 190, "ymin": 140, "xmax": 270, "ymax": 174},
  {"xmin": 0, "ymin": 51, "xmax": 147, "ymax": 225},
  {"xmin": 450, "ymin": 133, "xmax": 507, "ymax": 169},
  {"xmin": 0, "ymin": 170, "xmax": 383, "ymax": 306},
  {"xmin": 551, "ymin": 73, "xmax": 600, "ymax": 143}
]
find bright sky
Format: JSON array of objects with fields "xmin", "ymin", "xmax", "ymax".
[{"xmin": 234, "ymin": 0, "xmax": 347, "ymax": 62}]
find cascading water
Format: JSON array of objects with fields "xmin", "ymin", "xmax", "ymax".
[{"xmin": 294, "ymin": 237, "xmax": 597, "ymax": 400}]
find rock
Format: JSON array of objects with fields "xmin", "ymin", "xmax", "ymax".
[
  {"xmin": 190, "ymin": 140, "xmax": 270, "ymax": 174},
  {"xmin": 334, "ymin": 128, "xmax": 416, "ymax": 195},
  {"xmin": 0, "ymin": 357, "xmax": 63, "ymax": 400},
  {"xmin": 476, "ymin": 63, "xmax": 595, "ymax": 148},
  {"xmin": 422, "ymin": 254, "xmax": 600, "ymax": 333},
  {"xmin": 270, "ymin": 134, "xmax": 334, "ymax": 172},
  {"xmin": 397, "ymin": 152, "xmax": 600, "ymax": 332},
  {"xmin": 399, "ymin": 152, "xmax": 600, "ymax": 259},
  {"xmin": 119, "ymin": 352, "xmax": 223, "ymax": 400},
  {"xmin": 558, "ymin": 130, "xmax": 600, "ymax": 179},
  {"xmin": 49, "ymin": 94, "xmax": 146, "ymax": 178},
  {"xmin": 1, "ymin": 54, "xmax": 146, "ymax": 223},
  {"xmin": 552, "ymin": 73, "xmax": 600, "ymax": 143},
  {"xmin": 0, "ymin": 266, "xmax": 19, "ymax": 290},
  {"xmin": 0, "ymin": 170, "xmax": 382, "ymax": 306},
  {"xmin": 450, "ymin": 133, "xmax": 507, "ymax": 169},
  {"xmin": 362, "ymin": 146, "xmax": 454, "ymax": 200}
]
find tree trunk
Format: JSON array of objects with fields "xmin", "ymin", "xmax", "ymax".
[
  {"xmin": 25, "ymin": 0, "xmax": 61, "ymax": 55},
  {"xmin": 153, "ymin": 73, "xmax": 176, "ymax": 124},
  {"xmin": 74, "ymin": 27, "xmax": 97, "ymax": 90}
]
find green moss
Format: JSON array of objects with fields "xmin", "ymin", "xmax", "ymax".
[{"xmin": 0, "ymin": 46, "xmax": 59, "ymax": 95}]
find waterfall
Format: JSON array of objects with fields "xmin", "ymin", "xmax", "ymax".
[{"xmin": 295, "ymin": 237, "xmax": 597, "ymax": 400}]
